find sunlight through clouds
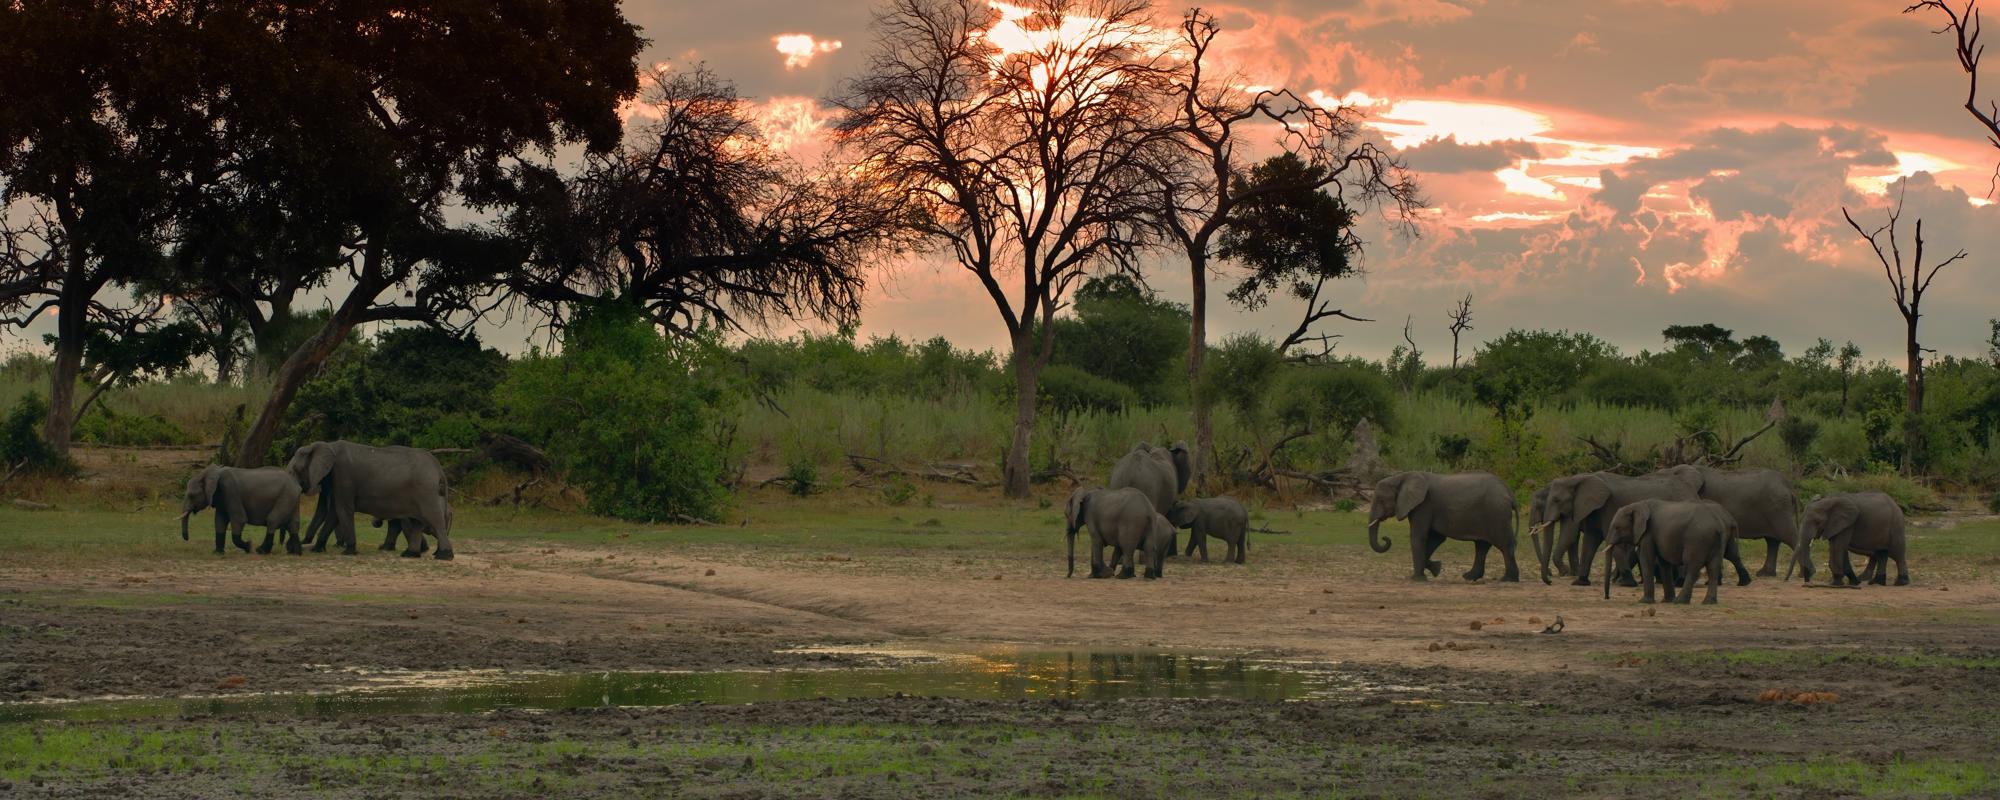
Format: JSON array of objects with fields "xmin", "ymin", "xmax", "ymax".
[{"xmin": 773, "ymin": 34, "xmax": 841, "ymax": 69}]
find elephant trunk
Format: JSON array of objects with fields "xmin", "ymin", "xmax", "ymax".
[
  {"xmin": 1066, "ymin": 525, "xmax": 1077, "ymax": 578},
  {"xmin": 1367, "ymin": 518, "xmax": 1392, "ymax": 553},
  {"xmin": 1603, "ymin": 546, "xmax": 1614, "ymax": 600},
  {"xmin": 180, "ymin": 510, "xmax": 191, "ymax": 541}
]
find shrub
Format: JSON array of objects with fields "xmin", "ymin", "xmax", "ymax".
[
  {"xmin": 279, "ymin": 327, "xmax": 507, "ymax": 458},
  {"xmin": 1799, "ymin": 471, "xmax": 1943, "ymax": 513},
  {"xmin": 0, "ymin": 393, "xmax": 67, "ymax": 473},
  {"xmin": 74, "ymin": 409, "xmax": 197, "ymax": 447},
  {"xmin": 1039, "ymin": 364, "xmax": 1138, "ymax": 418},
  {"xmin": 1814, "ymin": 418, "xmax": 1869, "ymax": 471},
  {"xmin": 1433, "ymin": 432, "xmax": 1472, "ymax": 469},
  {"xmin": 496, "ymin": 303, "xmax": 733, "ymax": 523},
  {"xmin": 1779, "ymin": 416, "xmax": 1821, "ymax": 466},
  {"xmin": 782, "ymin": 457, "xmax": 819, "ymax": 497}
]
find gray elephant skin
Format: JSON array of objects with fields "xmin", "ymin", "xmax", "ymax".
[
  {"xmin": 1366, "ymin": 471, "xmax": 1520, "ymax": 582},
  {"xmin": 302, "ymin": 490, "xmax": 432, "ymax": 555},
  {"xmin": 1604, "ymin": 499, "xmax": 1737, "ymax": 604},
  {"xmin": 289, "ymin": 440, "xmax": 457, "ymax": 560},
  {"xmin": 1066, "ymin": 486, "xmax": 1172, "ymax": 579},
  {"xmin": 1167, "ymin": 496, "xmax": 1249, "ymax": 563},
  {"xmin": 180, "ymin": 465, "xmax": 303, "ymax": 555},
  {"xmin": 1539, "ymin": 471, "xmax": 1749, "ymax": 587},
  {"xmin": 1656, "ymin": 464, "xmax": 1811, "ymax": 580},
  {"xmin": 1109, "ymin": 441, "xmax": 1191, "ymax": 551},
  {"xmin": 1793, "ymin": 491, "xmax": 1910, "ymax": 586}
]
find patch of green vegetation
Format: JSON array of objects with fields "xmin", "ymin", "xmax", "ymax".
[
  {"xmin": 1708, "ymin": 757, "xmax": 1996, "ymax": 798},
  {"xmin": 1599, "ymin": 647, "xmax": 2000, "ymax": 671}
]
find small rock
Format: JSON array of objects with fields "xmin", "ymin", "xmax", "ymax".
[
  {"xmin": 1468, "ymin": 621, "xmax": 1484, "ymax": 631},
  {"xmin": 1427, "ymin": 642, "xmax": 1442, "ymax": 652},
  {"xmin": 705, "ymin": 568, "xmax": 716, "ymax": 576},
  {"xmin": 1308, "ymin": 608, "xmax": 1317, "ymax": 615},
  {"xmin": 1528, "ymin": 616, "xmax": 1542, "ymax": 624},
  {"xmin": 992, "ymin": 574, "xmax": 1003, "ymax": 581}
]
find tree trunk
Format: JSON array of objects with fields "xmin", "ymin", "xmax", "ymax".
[
  {"xmin": 41, "ymin": 290, "xmax": 86, "ymax": 458},
  {"xmin": 1187, "ymin": 248, "xmax": 1211, "ymax": 493},
  {"xmin": 1902, "ymin": 315, "xmax": 1923, "ymax": 476},
  {"xmin": 1003, "ymin": 337, "xmax": 1042, "ymax": 499},
  {"xmin": 233, "ymin": 306, "xmax": 358, "ymax": 467}
]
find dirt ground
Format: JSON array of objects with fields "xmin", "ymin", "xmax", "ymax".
[{"xmin": 3, "ymin": 461, "xmax": 1999, "ymax": 797}]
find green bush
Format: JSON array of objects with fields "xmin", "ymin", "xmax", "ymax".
[
  {"xmin": 1799, "ymin": 471, "xmax": 1943, "ymax": 513},
  {"xmin": 1814, "ymin": 418, "xmax": 1869, "ymax": 471},
  {"xmin": 279, "ymin": 327, "xmax": 507, "ymax": 458},
  {"xmin": 1779, "ymin": 415, "xmax": 1821, "ymax": 466},
  {"xmin": 495, "ymin": 303, "xmax": 733, "ymax": 523},
  {"xmin": 1039, "ymin": 364, "xmax": 1138, "ymax": 418},
  {"xmin": 782, "ymin": 458, "xmax": 819, "ymax": 497},
  {"xmin": 74, "ymin": 408, "xmax": 197, "ymax": 447},
  {"xmin": 0, "ymin": 393, "xmax": 68, "ymax": 473}
]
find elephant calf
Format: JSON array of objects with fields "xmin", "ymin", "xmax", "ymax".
[
  {"xmin": 180, "ymin": 465, "xmax": 303, "ymax": 555},
  {"xmin": 1604, "ymin": 499, "xmax": 1736, "ymax": 605},
  {"xmin": 1794, "ymin": 492, "xmax": 1910, "ymax": 586},
  {"xmin": 1168, "ymin": 497, "xmax": 1249, "ymax": 564}
]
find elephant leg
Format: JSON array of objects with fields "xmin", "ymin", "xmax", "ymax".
[
  {"xmin": 285, "ymin": 519, "xmax": 303, "ymax": 555},
  {"xmin": 1675, "ymin": 558, "xmax": 1696, "ymax": 604},
  {"xmin": 398, "ymin": 519, "xmax": 425, "ymax": 558},
  {"xmin": 1638, "ymin": 551, "xmax": 1657, "ymax": 604},
  {"xmin": 1866, "ymin": 552, "xmax": 1888, "ymax": 585},
  {"xmin": 1090, "ymin": 539, "xmax": 1109, "ymax": 579},
  {"xmin": 1725, "ymin": 537, "xmax": 1752, "ymax": 586},
  {"xmin": 256, "ymin": 526, "xmax": 275, "ymax": 555},
  {"xmin": 1407, "ymin": 526, "xmax": 1429, "ymax": 581},
  {"xmin": 1498, "ymin": 535, "xmax": 1520, "ymax": 582},
  {"xmin": 1892, "ymin": 547, "xmax": 1910, "ymax": 586},
  {"xmin": 1464, "ymin": 540, "xmax": 1490, "ymax": 581},
  {"xmin": 332, "ymin": 501, "xmax": 359, "ymax": 556},
  {"xmin": 1231, "ymin": 535, "xmax": 1245, "ymax": 565},
  {"xmin": 1422, "ymin": 534, "xmax": 1444, "ymax": 578},
  {"xmin": 230, "ymin": 520, "xmax": 252, "ymax": 553},
  {"xmin": 1117, "ymin": 543, "xmax": 1137, "ymax": 579},
  {"xmin": 1704, "ymin": 549, "xmax": 1723, "ymax": 605},
  {"xmin": 1756, "ymin": 539, "xmax": 1780, "ymax": 577},
  {"xmin": 379, "ymin": 519, "xmax": 400, "ymax": 551},
  {"xmin": 1574, "ymin": 531, "xmax": 1604, "ymax": 587},
  {"xmin": 213, "ymin": 515, "xmax": 228, "ymax": 555}
]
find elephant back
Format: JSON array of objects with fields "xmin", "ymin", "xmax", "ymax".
[{"xmin": 1108, "ymin": 446, "xmax": 1176, "ymax": 513}]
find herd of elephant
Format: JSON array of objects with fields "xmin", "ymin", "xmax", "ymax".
[
  {"xmin": 178, "ymin": 440, "xmax": 458, "ymax": 560},
  {"xmin": 1065, "ymin": 443, "xmax": 1913, "ymax": 604}
]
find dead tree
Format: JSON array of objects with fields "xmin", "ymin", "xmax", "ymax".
[
  {"xmin": 1447, "ymin": 293, "xmax": 1474, "ymax": 370},
  {"xmin": 1908, "ymin": 2, "xmax": 2000, "ymax": 163},
  {"xmin": 1843, "ymin": 191, "xmax": 1968, "ymax": 475}
]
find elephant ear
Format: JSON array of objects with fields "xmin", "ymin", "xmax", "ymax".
[
  {"xmin": 1393, "ymin": 472, "xmax": 1429, "ymax": 520},
  {"xmin": 1630, "ymin": 502, "xmax": 1653, "ymax": 543},
  {"xmin": 1665, "ymin": 464, "xmax": 1704, "ymax": 494},
  {"xmin": 1822, "ymin": 498, "xmax": 1860, "ymax": 541},
  {"xmin": 1573, "ymin": 475, "xmax": 1613, "ymax": 522},
  {"xmin": 1168, "ymin": 441, "xmax": 1192, "ymax": 494},
  {"xmin": 1166, "ymin": 501, "xmax": 1199, "ymax": 528},
  {"xmin": 305, "ymin": 444, "xmax": 336, "ymax": 492},
  {"xmin": 194, "ymin": 466, "xmax": 222, "ymax": 510}
]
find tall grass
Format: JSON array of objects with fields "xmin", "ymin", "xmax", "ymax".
[{"xmin": 0, "ymin": 371, "xmax": 267, "ymax": 444}]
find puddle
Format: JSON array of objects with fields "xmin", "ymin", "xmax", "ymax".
[{"xmin": 0, "ymin": 649, "xmax": 1416, "ymax": 723}]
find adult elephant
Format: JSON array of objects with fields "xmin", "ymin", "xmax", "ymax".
[
  {"xmin": 1656, "ymin": 465, "xmax": 1811, "ymax": 580},
  {"xmin": 1538, "ymin": 470, "xmax": 1750, "ymax": 587},
  {"xmin": 1603, "ymin": 499, "xmax": 1738, "ymax": 605},
  {"xmin": 288, "ymin": 441, "xmax": 456, "ymax": 560},
  {"xmin": 1366, "ymin": 471, "xmax": 1521, "ymax": 582},
  {"xmin": 1527, "ymin": 486, "xmax": 1571, "ymax": 577},
  {"xmin": 1065, "ymin": 486, "xmax": 1172, "ymax": 579},
  {"xmin": 1790, "ymin": 491, "xmax": 1910, "ymax": 586},
  {"xmin": 1108, "ymin": 441, "xmax": 1191, "ymax": 550}
]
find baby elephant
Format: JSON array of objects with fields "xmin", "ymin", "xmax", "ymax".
[
  {"xmin": 1065, "ymin": 486, "xmax": 1173, "ymax": 579},
  {"xmin": 180, "ymin": 465, "xmax": 303, "ymax": 555},
  {"xmin": 1167, "ymin": 497, "xmax": 1250, "ymax": 564},
  {"xmin": 1794, "ymin": 492, "xmax": 1910, "ymax": 586},
  {"xmin": 1604, "ymin": 499, "xmax": 1737, "ymax": 604}
]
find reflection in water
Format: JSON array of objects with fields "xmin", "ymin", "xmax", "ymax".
[{"xmin": 0, "ymin": 650, "xmax": 1379, "ymax": 724}]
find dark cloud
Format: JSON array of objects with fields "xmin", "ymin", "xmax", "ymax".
[{"xmin": 1401, "ymin": 136, "xmax": 1543, "ymax": 173}]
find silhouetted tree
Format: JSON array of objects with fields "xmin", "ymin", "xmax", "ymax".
[
  {"xmin": 1156, "ymin": 9, "xmax": 1420, "ymax": 487},
  {"xmin": 836, "ymin": 0, "xmax": 1179, "ymax": 497},
  {"xmin": 1447, "ymin": 293, "xmax": 1474, "ymax": 370},
  {"xmin": 1908, "ymin": 2, "xmax": 2000, "ymax": 160},
  {"xmin": 1843, "ymin": 191, "xmax": 1968, "ymax": 475},
  {"xmin": 507, "ymin": 67, "xmax": 904, "ymax": 336}
]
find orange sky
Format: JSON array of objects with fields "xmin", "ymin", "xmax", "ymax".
[{"xmin": 618, "ymin": 0, "xmax": 1999, "ymax": 362}]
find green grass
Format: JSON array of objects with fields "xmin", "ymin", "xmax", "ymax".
[
  {"xmin": 1599, "ymin": 647, "xmax": 2000, "ymax": 671},
  {"xmin": 1711, "ymin": 757, "xmax": 1997, "ymax": 798}
]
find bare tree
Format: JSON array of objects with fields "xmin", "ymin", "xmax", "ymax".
[
  {"xmin": 1842, "ymin": 190, "xmax": 1968, "ymax": 475},
  {"xmin": 837, "ymin": 0, "xmax": 1179, "ymax": 497},
  {"xmin": 1908, "ymin": 2, "xmax": 2000, "ymax": 166},
  {"xmin": 1447, "ymin": 293, "xmax": 1474, "ymax": 370},
  {"xmin": 1155, "ymin": 9, "xmax": 1421, "ymax": 487}
]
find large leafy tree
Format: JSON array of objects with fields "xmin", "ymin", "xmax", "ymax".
[
  {"xmin": 156, "ymin": 1, "xmax": 642, "ymax": 466},
  {"xmin": 0, "ymin": 1, "xmax": 211, "ymax": 457}
]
